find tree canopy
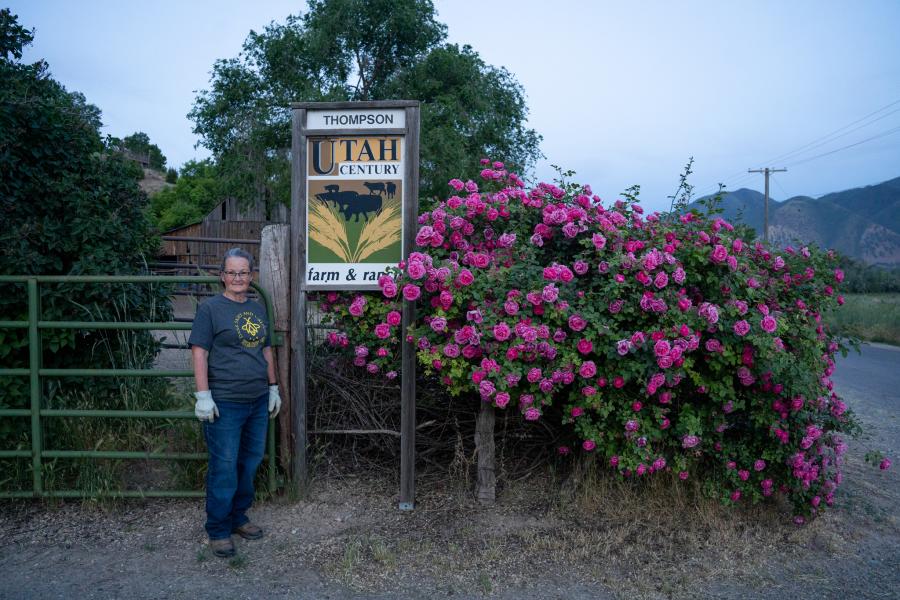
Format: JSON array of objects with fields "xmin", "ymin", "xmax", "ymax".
[
  {"xmin": 0, "ymin": 9, "xmax": 157, "ymax": 275},
  {"xmin": 147, "ymin": 159, "xmax": 224, "ymax": 231},
  {"xmin": 189, "ymin": 0, "xmax": 541, "ymax": 207},
  {"xmin": 106, "ymin": 131, "xmax": 168, "ymax": 171},
  {"xmin": 0, "ymin": 10, "xmax": 169, "ymax": 422}
]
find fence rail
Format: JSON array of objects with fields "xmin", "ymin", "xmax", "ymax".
[{"xmin": 0, "ymin": 275, "xmax": 279, "ymax": 499}]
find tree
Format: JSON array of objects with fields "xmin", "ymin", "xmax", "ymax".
[
  {"xmin": 147, "ymin": 159, "xmax": 224, "ymax": 231},
  {"xmin": 384, "ymin": 44, "xmax": 541, "ymax": 202},
  {"xmin": 0, "ymin": 10, "xmax": 170, "ymax": 432},
  {"xmin": 109, "ymin": 131, "xmax": 168, "ymax": 171},
  {"xmin": 189, "ymin": 0, "xmax": 541, "ymax": 207}
]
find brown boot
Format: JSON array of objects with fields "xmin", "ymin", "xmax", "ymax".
[
  {"xmin": 209, "ymin": 537, "xmax": 236, "ymax": 557},
  {"xmin": 232, "ymin": 522, "xmax": 263, "ymax": 540}
]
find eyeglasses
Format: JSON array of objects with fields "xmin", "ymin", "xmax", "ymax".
[{"xmin": 223, "ymin": 270, "xmax": 251, "ymax": 279}]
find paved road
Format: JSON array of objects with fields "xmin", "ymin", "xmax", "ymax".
[
  {"xmin": 832, "ymin": 342, "xmax": 900, "ymax": 402},
  {"xmin": 832, "ymin": 342, "xmax": 900, "ymax": 455}
]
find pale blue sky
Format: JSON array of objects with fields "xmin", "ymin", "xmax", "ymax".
[{"xmin": 8, "ymin": 1, "xmax": 900, "ymax": 211}]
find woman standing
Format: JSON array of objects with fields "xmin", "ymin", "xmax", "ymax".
[{"xmin": 189, "ymin": 248, "xmax": 281, "ymax": 558}]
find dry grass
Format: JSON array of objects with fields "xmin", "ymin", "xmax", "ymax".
[
  {"xmin": 306, "ymin": 461, "xmax": 817, "ymax": 598},
  {"xmin": 3, "ymin": 458, "xmax": 894, "ymax": 599}
]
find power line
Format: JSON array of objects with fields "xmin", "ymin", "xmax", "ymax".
[
  {"xmin": 771, "ymin": 173, "xmax": 789, "ymax": 198},
  {"xmin": 760, "ymin": 99, "xmax": 900, "ymax": 165},
  {"xmin": 784, "ymin": 124, "xmax": 900, "ymax": 167},
  {"xmin": 697, "ymin": 97, "xmax": 900, "ymax": 198},
  {"xmin": 761, "ymin": 107, "xmax": 900, "ymax": 166}
]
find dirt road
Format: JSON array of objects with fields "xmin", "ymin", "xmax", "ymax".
[{"xmin": 1, "ymin": 344, "xmax": 897, "ymax": 600}]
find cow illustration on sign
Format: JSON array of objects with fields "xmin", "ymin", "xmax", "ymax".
[{"xmin": 314, "ymin": 183, "xmax": 383, "ymax": 223}]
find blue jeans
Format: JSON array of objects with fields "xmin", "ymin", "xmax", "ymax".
[{"xmin": 203, "ymin": 393, "xmax": 268, "ymax": 540}]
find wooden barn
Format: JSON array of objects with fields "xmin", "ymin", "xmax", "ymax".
[{"xmin": 156, "ymin": 198, "xmax": 288, "ymax": 275}]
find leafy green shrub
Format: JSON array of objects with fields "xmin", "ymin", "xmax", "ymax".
[
  {"xmin": 147, "ymin": 159, "xmax": 223, "ymax": 231},
  {"xmin": 1, "ymin": 11, "xmax": 172, "ymax": 456},
  {"xmin": 322, "ymin": 159, "xmax": 872, "ymax": 520}
]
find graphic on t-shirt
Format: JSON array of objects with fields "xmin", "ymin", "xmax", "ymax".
[{"xmin": 234, "ymin": 311, "xmax": 266, "ymax": 348}]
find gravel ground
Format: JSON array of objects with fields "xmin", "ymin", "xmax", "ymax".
[{"xmin": 1, "ymin": 344, "xmax": 897, "ymax": 600}]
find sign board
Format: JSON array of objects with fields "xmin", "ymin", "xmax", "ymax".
[
  {"xmin": 290, "ymin": 101, "xmax": 420, "ymax": 510},
  {"xmin": 295, "ymin": 103, "xmax": 417, "ymax": 290}
]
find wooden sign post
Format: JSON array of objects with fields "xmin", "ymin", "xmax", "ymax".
[{"xmin": 290, "ymin": 101, "xmax": 420, "ymax": 510}]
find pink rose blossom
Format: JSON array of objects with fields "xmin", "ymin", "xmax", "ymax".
[
  {"xmin": 493, "ymin": 322, "xmax": 511, "ymax": 341},
  {"xmin": 456, "ymin": 268, "xmax": 475, "ymax": 286},
  {"xmin": 402, "ymin": 284, "xmax": 421, "ymax": 301},
  {"xmin": 682, "ymin": 435, "xmax": 700, "ymax": 448},
  {"xmin": 579, "ymin": 361, "xmax": 597, "ymax": 378},
  {"xmin": 407, "ymin": 261, "xmax": 426, "ymax": 279},
  {"xmin": 568, "ymin": 314, "xmax": 587, "ymax": 332},
  {"xmin": 711, "ymin": 245, "xmax": 728, "ymax": 263}
]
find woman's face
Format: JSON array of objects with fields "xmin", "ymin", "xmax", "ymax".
[{"xmin": 221, "ymin": 257, "xmax": 252, "ymax": 296}]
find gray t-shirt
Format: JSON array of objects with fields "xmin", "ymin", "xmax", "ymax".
[{"xmin": 188, "ymin": 294, "xmax": 270, "ymax": 402}]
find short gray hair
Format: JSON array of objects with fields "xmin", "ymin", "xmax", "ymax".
[{"xmin": 220, "ymin": 247, "xmax": 254, "ymax": 272}]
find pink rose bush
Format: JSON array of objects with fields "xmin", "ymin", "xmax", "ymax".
[{"xmin": 318, "ymin": 160, "xmax": 869, "ymax": 519}]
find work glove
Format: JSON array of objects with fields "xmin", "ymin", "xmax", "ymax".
[
  {"xmin": 194, "ymin": 390, "xmax": 219, "ymax": 422},
  {"xmin": 268, "ymin": 385, "xmax": 282, "ymax": 418}
]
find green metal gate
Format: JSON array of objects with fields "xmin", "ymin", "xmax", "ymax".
[{"xmin": 0, "ymin": 275, "xmax": 278, "ymax": 499}]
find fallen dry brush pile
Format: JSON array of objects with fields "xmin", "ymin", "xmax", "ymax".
[{"xmin": 306, "ymin": 347, "xmax": 562, "ymax": 486}]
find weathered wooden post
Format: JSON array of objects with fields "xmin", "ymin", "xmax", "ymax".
[
  {"xmin": 260, "ymin": 224, "xmax": 292, "ymax": 473},
  {"xmin": 475, "ymin": 402, "xmax": 496, "ymax": 504}
]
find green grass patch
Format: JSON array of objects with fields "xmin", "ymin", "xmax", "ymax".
[{"xmin": 827, "ymin": 293, "xmax": 900, "ymax": 346}]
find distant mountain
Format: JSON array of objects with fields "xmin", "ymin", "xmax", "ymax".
[{"xmin": 689, "ymin": 176, "xmax": 900, "ymax": 267}]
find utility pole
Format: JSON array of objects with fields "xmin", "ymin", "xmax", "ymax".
[{"xmin": 748, "ymin": 167, "xmax": 786, "ymax": 244}]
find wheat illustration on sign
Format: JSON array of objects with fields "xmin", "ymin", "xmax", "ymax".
[{"xmin": 309, "ymin": 197, "xmax": 401, "ymax": 262}]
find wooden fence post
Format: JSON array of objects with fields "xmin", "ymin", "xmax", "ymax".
[
  {"xmin": 260, "ymin": 224, "xmax": 292, "ymax": 474},
  {"xmin": 475, "ymin": 402, "xmax": 496, "ymax": 504}
]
